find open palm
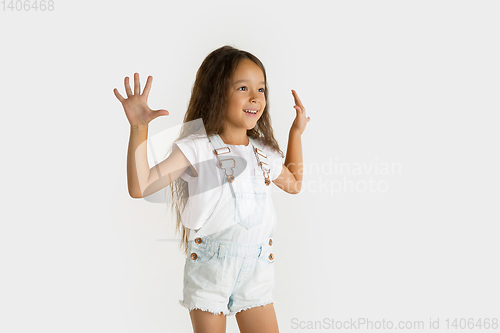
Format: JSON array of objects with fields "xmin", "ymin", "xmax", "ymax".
[{"xmin": 113, "ymin": 73, "xmax": 169, "ymax": 127}]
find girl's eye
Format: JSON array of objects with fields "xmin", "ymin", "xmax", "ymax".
[{"xmin": 238, "ymin": 87, "xmax": 265, "ymax": 92}]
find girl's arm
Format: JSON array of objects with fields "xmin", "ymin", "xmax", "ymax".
[
  {"xmin": 273, "ymin": 131, "xmax": 303, "ymax": 194},
  {"xmin": 127, "ymin": 124, "xmax": 191, "ymax": 198},
  {"xmin": 273, "ymin": 90, "xmax": 310, "ymax": 194},
  {"xmin": 115, "ymin": 73, "xmax": 190, "ymax": 198}
]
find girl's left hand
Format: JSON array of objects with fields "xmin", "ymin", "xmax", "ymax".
[{"xmin": 290, "ymin": 90, "xmax": 310, "ymax": 135}]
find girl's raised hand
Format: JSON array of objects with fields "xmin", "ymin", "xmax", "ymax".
[
  {"xmin": 290, "ymin": 89, "xmax": 310, "ymax": 135},
  {"xmin": 113, "ymin": 73, "xmax": 169, "ymax": 128}
]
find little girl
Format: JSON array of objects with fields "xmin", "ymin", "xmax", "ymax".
[{"xmin": 114, "ymin": 45, "xmax": 310, "ymax": 333}]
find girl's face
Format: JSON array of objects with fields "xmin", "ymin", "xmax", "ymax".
[{"xmin": 224, "ymin": 58, "xmax": 266, "ymax": 132}]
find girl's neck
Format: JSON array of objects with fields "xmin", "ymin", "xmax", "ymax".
[{"xmin": 218, "ymin": 130, "xmax": 249, "ymax": 146}]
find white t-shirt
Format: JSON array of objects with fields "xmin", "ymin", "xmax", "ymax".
[{"xmin": 173, "ymin": 133, "xmax": 284, "ymax": 230}]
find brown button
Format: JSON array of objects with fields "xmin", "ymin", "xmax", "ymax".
[
  {"xmin": 195, "ymin": 237, "xmax": 202, "ymax": 244},
  {"xmin": 269, "ymin": 253, "xmax": 274, "ymax": 260},
  {"xmin": 269, "ymin": 238, "xmax": 273, "ymax": 246},
  {"xmin": 190, "ymin": 253, "xmax": 198, "ymax": 260}
]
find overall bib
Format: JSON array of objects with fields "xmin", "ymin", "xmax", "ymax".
[{"xmin": 179, "ymin": 134, "xmax": 277, "ymax": 316}]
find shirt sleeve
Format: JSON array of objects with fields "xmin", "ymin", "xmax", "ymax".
[
  {"xmin": 173, "ymin": 135, "xmax": 198, "ymax": 182},
  {"xmin": 261, "ymin": 144, "xmax": 285, "ymax": 181}
]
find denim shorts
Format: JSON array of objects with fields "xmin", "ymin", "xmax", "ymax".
[{"xmin": 179, "ymin": 236, "xmax": 275, "ymax": 316}]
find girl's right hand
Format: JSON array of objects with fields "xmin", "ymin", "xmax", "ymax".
[{"xmin": 113, "ymin": 73, "xmax": 169, "ymax": 128}]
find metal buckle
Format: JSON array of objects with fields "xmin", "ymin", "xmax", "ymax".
[
  {"xmin": 259, "ymin": 161, "xmax": 270, "ymax": 172},
  {"xmin": 219, "ymin": 158, "xmax": 236, "ymax": 183},
  {"xmin": 259, "ymin": 162, "xmax": 271, "ymax": 186},
  {"xmin": 219, "ymin": 158, "xmax": 235, "ymax": 169},
  {"xmin": 255, "ymin": 147, "xmax": 267, "ymax": 158},
  {"xmin": 214, "ymin": 147, "xmax": 231, "ymax": 155}
]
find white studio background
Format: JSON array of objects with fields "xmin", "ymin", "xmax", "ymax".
[{"xmin": 1, "ymin": 0, "xmax": 499, "ymax": 332}]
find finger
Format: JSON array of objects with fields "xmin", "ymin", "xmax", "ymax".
[
  {"xmin": 156, "ymin": 109, "xmax": 169, "ymax": 115},
  {"xmin": 124, "ymin": 76, "xmax": 132, "ymax": 97},
  {"xmin": 291, "ymin": 89, "xmax": 305, "ymax": 110},
  {"xmin": 294, "ymin": 105, "xmax": 305, "ymax": 114},
  {"xmin": 142, "ymin": 76, "xmax": 152, "ymax": 98},
  {"xmin": 113, "ymin": 88, "xmax": 125, "ymax": 102},
  {"xmin": 134, "ymin": 72, "xmax": 140, "ymax": 95},
  {"xmin": 151, "ymin": 109, "xmax": 170, "ymax": 120}
]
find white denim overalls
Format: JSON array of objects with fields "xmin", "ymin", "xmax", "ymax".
[{"xmin": 179, "ymin": 133, "xmax": 277, "ymax": 316}]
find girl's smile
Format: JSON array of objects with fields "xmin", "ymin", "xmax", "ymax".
[{"xmin": 243, "ymin": 109, "xmax": 259, "ymax": 117}]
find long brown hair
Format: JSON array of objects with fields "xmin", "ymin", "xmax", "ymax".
[{"xmin": 165, "ymin": 45, "xmax": 284, "ymax": 255}]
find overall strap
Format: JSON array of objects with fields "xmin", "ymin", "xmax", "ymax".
[
  {"xmin": 207, "ymin": 133, "xmax": 237, "ymax": 197},
  {"xmin": 248, "ymin": 137, "xmax": 271, "ymax": 186},
  {"xmin": 207, "ymin": 133, "xmax": 271, "ymax": 186}
]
